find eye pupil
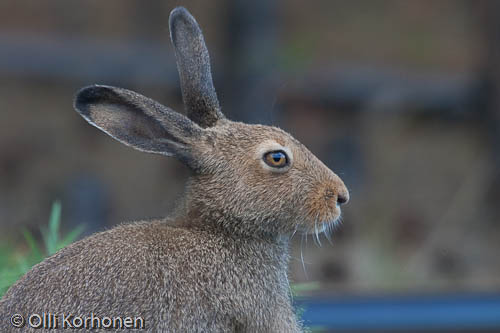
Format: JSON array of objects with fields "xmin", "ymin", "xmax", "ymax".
[{"xmin": 272, "ymin": 154, "xmax": 282, "ymax": 162}]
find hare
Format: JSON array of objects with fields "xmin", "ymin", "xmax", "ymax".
[{"xmin": 0, "ymin": 6, "xmax": 348, "ymax": 332}]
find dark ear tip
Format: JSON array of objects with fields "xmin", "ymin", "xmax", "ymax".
[
  {"xmin": 169, "ymin": 7, "xmax": 199, "ymax": 38},
  {"xmin": 74, "ymin": 85, "xmax": 113, "ymax": 116},
  {"xmin": 169, "ymin": 6, "xmax": 193, "ymax": 24}
]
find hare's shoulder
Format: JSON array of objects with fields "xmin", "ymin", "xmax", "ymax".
[
  {"xmin": 0, "ymin": 220, "xmax": 192, "ymax": 313},
  {"xmin": 24, "ymin": 219, "xmax": 191, "ymax": 277}
]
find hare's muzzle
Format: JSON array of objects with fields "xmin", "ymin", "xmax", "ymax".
[{"xmin": 304, "ymin": 174, "xmax": 349, "ymax": 230}]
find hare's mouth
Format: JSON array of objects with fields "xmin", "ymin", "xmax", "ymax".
[{"xmin": 299, "ymin": 211, "xmax": 342, "ymax": 236}]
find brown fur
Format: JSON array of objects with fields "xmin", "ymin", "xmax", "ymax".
[{"xmin": 0, "ymin": 7, "xmax": 348, "ymax": 332}]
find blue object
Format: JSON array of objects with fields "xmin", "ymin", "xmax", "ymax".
[{"xmin": 296, "ymin": 293, "xmax": 500, "ymax": 331}]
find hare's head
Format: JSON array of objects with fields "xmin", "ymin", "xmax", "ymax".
[{"xmin": 74, "ymin": 7, "xmax": 349, "ymax": 238}]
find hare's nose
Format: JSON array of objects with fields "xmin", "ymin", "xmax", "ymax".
[{"xmin": 337, "ymin": 190, "xmax": 349, "ymax": 205}]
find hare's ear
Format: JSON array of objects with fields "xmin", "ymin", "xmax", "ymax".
[
  {"xmin": 169, "ymin": 7, "xmax": 224, "ymax": 128},
  {"xmin": 74, "ymin": 85, "xmax": 202, "ymax": 168}
]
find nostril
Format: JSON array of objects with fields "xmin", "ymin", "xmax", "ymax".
[{"xmin": 337, "ymin": 193, "xmax": 348, "ymax": 205}]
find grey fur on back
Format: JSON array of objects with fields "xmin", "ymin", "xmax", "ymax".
[{"xmin": 0, "ymin": 6, "xmax": 349, "ymax": 332}]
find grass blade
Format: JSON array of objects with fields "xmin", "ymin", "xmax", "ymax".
[{"xmin": 58, "ymin": 224, "xmax": 85, "ymax": 251}]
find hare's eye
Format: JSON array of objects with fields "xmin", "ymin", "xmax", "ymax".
[{"xmin": 264, "ymin": 150, "xmax": 289, "ymax": 168}]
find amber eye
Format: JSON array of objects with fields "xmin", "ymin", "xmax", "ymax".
[{"xmin": 263, "ymin": 150, "xmax": 289, "ymax": 168}]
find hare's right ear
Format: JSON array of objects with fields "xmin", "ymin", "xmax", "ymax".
[
  {"xmin": 169, "ymin": 7, "xmax": 224, "ymax": 128},
  {"xmin": 74, "ymin": 85, "xmax": 203, "ymax": 168}
]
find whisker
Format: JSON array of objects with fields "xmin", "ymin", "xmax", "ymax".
[
  {"xmin": 300, "ymin": 234, "xmax": 308, "ymax": 279},
  {"xmin": 314, "ymin": 221, "xmax": 322, "ymax": 247},
  {"xmin": 313, "ymin": 222, "xmax": 317, "ymax": 245},
  {"xmin": 324, "ymin": 223, "xmax": 333, "ymax": 245}
]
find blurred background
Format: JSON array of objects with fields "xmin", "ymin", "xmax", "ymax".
[{"xmin": 1, "ymin": 0, "xmax": 500, "ymax": 331}]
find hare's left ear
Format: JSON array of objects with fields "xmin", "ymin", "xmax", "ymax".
[
  {"xmin": 169, "ymin": 7, "xmax": 224, "ymax": 128},
  {"xmin": 74, "ymin": 85, "xmax": 203, "ymax": 168}
]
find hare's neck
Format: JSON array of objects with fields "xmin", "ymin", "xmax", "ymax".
[
  {"xmin": 186, "ymin": 201, "xmax": 289, "ymax": 243},
  {"xmin": 178, "ymin": 183, "xmax": 289, "ymax": 245}
]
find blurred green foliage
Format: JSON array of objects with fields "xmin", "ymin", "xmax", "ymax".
[{"xmin": 0, "ymin": 201, "xmax": 84, "ymax": 297}]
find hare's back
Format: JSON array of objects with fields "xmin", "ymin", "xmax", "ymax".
[{"xmin": 0, "ymin": 220, "xmax": 187, "ymax": 329}]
